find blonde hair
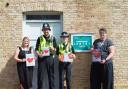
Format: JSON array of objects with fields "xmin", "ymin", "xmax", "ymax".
[{"xmin": 21, "ymin": 37, "xmax": 30, "ymax": 47}]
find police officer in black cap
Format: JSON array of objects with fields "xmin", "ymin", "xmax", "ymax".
[
  {"xmin": 35, "ymin": 23, "xmax": 59, "ymax": 89},
  {"xmin": 57, "ymin": 32, "xmax": 76, "ymax": 89}
]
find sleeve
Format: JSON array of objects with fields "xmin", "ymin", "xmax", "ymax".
[
  {"xmin": 93, "ymin": 39, "xmax": 98, "ymax": 49},
  {"xmin": 29, "ymin": 46, "xmax": 32, "ymax": 52},
  {"xmin": 108, "ymin": 39, "xmax": 114, "ymax": 47},
  {"xmin": 71, "ymin": 45, "xmax": 75, "ymax": 53},
  {"xmin": 56, "ymin": 46, "xmax": 60, "ymax": 55},
  {"xmin": 53, "ymin": 37, "xmax": 57, "ymax": 49},
  {"xmin": 18, "ymin": 46, "xmax": 21, "ymax": 51},
  {"xmin": 35, "ymin": 37, "xmax": 40, "ymax": 51}
]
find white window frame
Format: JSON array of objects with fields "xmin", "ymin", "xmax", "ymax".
[{"xmin": 22, "ymin": 11, "xmax": 63, "ymax": 44}]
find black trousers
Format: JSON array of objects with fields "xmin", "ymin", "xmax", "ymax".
[
  {"xmin": 90, "ymin": 61, "xmax": 113, "ymax": 89},
  {"xmin": 17, "ymin": 62, "xmax": 33, "ymax": 89},
  {"xmin": 37, "ymin": 55, "xmax": 59, "ymax": 89},
  {"xmin": 59, "ymin": 62, "xmax": 72, "ymax": 89}
]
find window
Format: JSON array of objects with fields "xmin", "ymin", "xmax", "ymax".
[{"xmin": 26, "ymin": 15, "xmax": 60, "ymax": 20}]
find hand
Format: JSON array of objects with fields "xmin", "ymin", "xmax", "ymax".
[
  {"xmin": 49, "ymin": 46, "xmax": 55, "ymax": 51},
  {"xmin": 38, "ymin": 53, "xmax": 43, "ymax": 58},
  {"xmin": 69, "ymin": 53, "xmax": 76, "ymax": 59},
  {"xmin": 90, "ymin": 48, "xmax": 94, "ymax": 53},
  {"xmin": 22, "ymin": 58, "xmax": 26, "ymax": 62},
  {"xmin": 58, "ymin": 54, "xmax": 64, "ymax": 62},
  {"xmin": 100, "ymin": 59, "xmax": 106, "ymax": 64}
]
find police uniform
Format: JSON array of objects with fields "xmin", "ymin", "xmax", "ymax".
[
  {"xmin": 90, "ymin": 39, "xmax": 114, "ymax": 89},
  {"xmin": 56, "ymin": 32, "xmax": 75, "ymax": 89},
  {"xmin": 35, "ymin": 23, "xmax": 59, "ymax": 89},
  {"xmin": 17, "ymin": 47, "xmax": 34, "ymax": 89}
]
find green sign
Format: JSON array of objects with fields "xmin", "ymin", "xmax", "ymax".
[{"xmin": 71, "ymin": 33, "xmax": 93, "ymax": 52}]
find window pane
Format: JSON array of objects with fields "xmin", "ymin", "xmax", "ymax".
[{"xmin": 26, "ymin": 15, "xmax": 60, "ymax": 20}]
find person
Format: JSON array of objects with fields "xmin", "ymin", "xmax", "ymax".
[
  {"xmin": 35, "ymin": 23, "xmax": 59, "ymax": 89},
  {"xmin": 90, "ymin": 28, "xmax": 115, "ymax": 89},
  {"xmin": 14, "ymin": 37, "xmax": 34, "ymax": 89},
  {"xmin": 57, "ymin": 32, "xmax": 76, "ymax": 89}
]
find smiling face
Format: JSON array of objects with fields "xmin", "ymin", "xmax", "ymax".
[
  {"xmin": 61, "ymin": 36, "xmax": 69, "ymax": 43},
  {"xmin": 42, "ymin": 28, "xmax": 50, "ymax": 37},
  {"xmin": 99, "ymin": 31, "xmax": 107, "ymax": 40},
  {"xmin": 99, "ymin": 28, "xmax": 107, "ymax": 40},
  {"xmin": 22, "ymin": 37, "xmax": 30, "ymax": 47}
]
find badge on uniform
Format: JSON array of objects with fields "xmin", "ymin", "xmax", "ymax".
[
  {"xmin": 26, "ymin": 54, "xmax": 35, "ymax": 66},
  {"xmin": 92, "ymin": 49, "xmax": 101, "ymax": 62},
  {"xmin": 42, "ymin": 47, "xmax": 50, "ymax": 56}
]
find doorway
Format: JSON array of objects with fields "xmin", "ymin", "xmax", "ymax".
[
  {"xmin": 23, "ymin": 11, "xmax": 63, "ymax": 49},
  {"xmin": 22, "ymin": 11, "xmax": 63, "ymax": 89}
]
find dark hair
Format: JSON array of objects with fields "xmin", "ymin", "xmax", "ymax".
[{"xmin": 99, "ymin": 28, "xmax": 107, "ymax": 33}]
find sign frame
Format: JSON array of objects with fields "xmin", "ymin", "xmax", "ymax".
[{"xmin": 70, "ymin": 33, "xmax": 94, "ymax": 52}]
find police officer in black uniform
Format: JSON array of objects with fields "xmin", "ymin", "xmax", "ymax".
[
  {"xmin": 57, "ymin": 32, "xmax": 76, "ymax": 89},
  {"xmin": 90, "ymin": 28, "xmax": 115, "ymax": 89},
  {"xmin": 35, "ymin": 23, "xmax": 59, "ymax": 89}
]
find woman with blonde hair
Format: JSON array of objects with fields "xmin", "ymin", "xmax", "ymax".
[{"xmin": 14, "ymin": 37, "xmax": 34, "ymax": 89}]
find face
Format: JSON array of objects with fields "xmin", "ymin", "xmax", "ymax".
[
  {"xmin": 99, "ymin": 31, "xmax": 107, "ymax": 40},
  {"xmin": 61, "ymin": 36, "xmax": 69, "ymax": 43},
  {"xmin": 23, "ymin": 38, "xmax": 29, "ymax": 47},
  {"xmin": 43, "ymin": 28, "xmax": 50, "ymax": 36}
]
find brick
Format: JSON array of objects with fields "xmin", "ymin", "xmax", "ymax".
[{"xmin": 0, "ymin": 0, "xmax": 128, "ymax": 89}]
